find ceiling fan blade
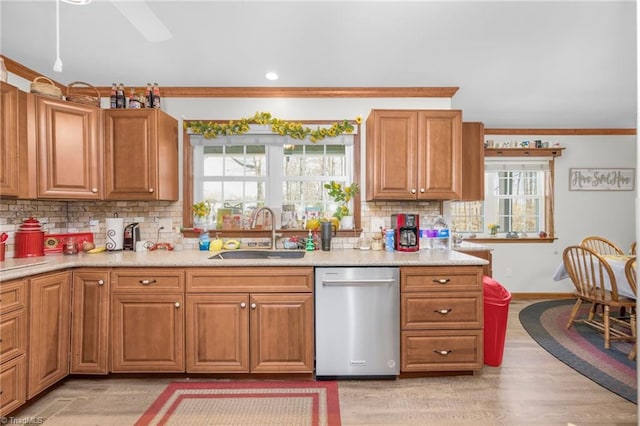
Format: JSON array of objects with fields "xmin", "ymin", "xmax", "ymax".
[{"xmin": 111, "ymin": 1, "xmax": 172, "ymax": 42}]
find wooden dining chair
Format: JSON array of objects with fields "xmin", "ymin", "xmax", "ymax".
[
  {"xmin": 630, "ymin": 241, "xmax": 636, "ymax": 256},
  {"xmin": 624, "ymin": 257, "xmax": 637, "ymax": 360},
  {"xmin": 563, "ymin": 245, "xmax": 636, "ymax": 349},
  {"xmin": 579, "ymin": 236, "xmax": 625, "ymax": 256}
]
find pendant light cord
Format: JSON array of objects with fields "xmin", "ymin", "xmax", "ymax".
[{"xmin": 53, "ymin": 0, "xmax": 62, "ymax": 72}]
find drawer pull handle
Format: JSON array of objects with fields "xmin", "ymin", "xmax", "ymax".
[
  {"xmin": 433, "ymin": 278, "xmax": 450, "ymax": 284},
  {"xmin": 139, "ymin": 279, "xmax": 157, "ymax": 285},
  {"xmin": 240, "ymin": 302, "xmax": 246, "ymax": 308},
  {"xmin": 434, "ymin": 308, "xmax": 452, "ymax": 315},
  {"xmin": 434, "ymin": 349, "xmax": 452, "ymax": 356}
]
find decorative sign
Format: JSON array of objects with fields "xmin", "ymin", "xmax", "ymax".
[{"xmin": 569, "ymin": 168, "xmax": 635, "ymax": 191}]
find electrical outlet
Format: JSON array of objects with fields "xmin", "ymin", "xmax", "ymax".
[
  {"xmin": 158, "ymin": 218, "xmax": 172, "ymax": 233},
  {"xmin": 89, "ymin": 219, "xmax": 100, "ymax": 233}
]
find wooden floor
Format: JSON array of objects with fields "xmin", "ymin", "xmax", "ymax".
[{"xmin": 9, "ymin": 300, "xmax": 639, "ymax": 425}]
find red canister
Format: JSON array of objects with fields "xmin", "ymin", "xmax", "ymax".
[{"xmin": 14, "ymin": 217, "xmax": 45, "ymax": 258}]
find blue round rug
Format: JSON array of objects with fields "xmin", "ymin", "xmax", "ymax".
[{"xmin": 519, "ymin": 299, "xmax": 637, "ymax": 403}]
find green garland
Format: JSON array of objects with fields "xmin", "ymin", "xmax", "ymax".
[{"xmin": 186, "ymin": 112, "xmax": 361, "ymax": 143}]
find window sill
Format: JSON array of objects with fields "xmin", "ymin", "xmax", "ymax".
[
  {"xmin": 181, "ymin": 228, "xmax": 363, "ymax": 239},
  {"xmin": 464, "ymin": 237, "xmax": 556, "ymax": 244}
]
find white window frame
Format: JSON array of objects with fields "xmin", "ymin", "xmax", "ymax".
[{"xmin": 451, "ymin": 157, "xmax": 553, "ymax": 238}]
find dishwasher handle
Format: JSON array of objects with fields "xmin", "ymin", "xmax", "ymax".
[{"xmin": 322, "ymin": 278, "xmax": 396, "ymax": 287}]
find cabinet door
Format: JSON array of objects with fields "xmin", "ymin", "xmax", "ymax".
[
  {"xmin": 0, "ymin": 83, "xmax": 20, "ymax": 196},
  {"xmin": 185, "ymin": 294, "xmax": 249, "ymax": 373},
  {"xmin": 71, "ymin": 270, "xmax": 110, "ymax": 374},
  {"xmin": 32, "ymin": 95, "xmax": 102, "ymax": 199},
  {"xmin": 250, "ymin": 293, "xmax": 314, "ymax": 373},
  {"xmin": 459, "ymin": 122, "xmax": 485, "ymax": 201},
  {"xmin": 455, "ymin": 249, "xmax": 492, "ymax": 277},
  {"xmin": 111, "ymin": 293, "xmax": 184, "ymax": 372},
  {"xmin": 28, "ymin": 271, "xmax": 71, "ymax": 398},
  {"xmin": 416, "ymin": 110, "xmax": 462, "ymax": 199},
  {"xmin": 366, "ymin": 110, "xmax": 418, "ymax": 200},
  {"xmin": 103, "ymin": 109, "xmax": 178, "ymax": 201},
  {"xmin": 0, "ymin": 354, "xmax": 26, "ymax": 417}
]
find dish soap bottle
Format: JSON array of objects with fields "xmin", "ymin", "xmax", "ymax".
[{"xmin": 198, "ymin": 231, "xmax": 210, "ymax": 251}]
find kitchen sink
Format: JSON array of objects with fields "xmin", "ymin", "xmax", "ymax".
[{"xmin": 210, "ymin": 250, "xmax": 306, "ymax": 260}]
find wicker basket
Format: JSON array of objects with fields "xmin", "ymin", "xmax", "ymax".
[
  {"xmin": 66, "ymin": 81, "xmax": 100, "ymax": 107},
  {"xmin": 30, "ymin": 76, "xmax": 63, "ymax": 99}
]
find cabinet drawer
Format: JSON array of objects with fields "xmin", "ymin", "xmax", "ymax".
[
  {"xmin": 112, "ymin": 269, "xmax": 184, "ymax": 292},
  {"xmin": 0, "ymin": 280, "xmax": 27, "ymax": 314},
  {"xmin": 401, "ymin": 292, "xmax": 482, "ymax": 329},
  {"xmin": 401, "ymin": 329, "xmax": 483, "ymax": 371},
  {"xmin": 401, "ymin": 266, "xmax": 482, "ymax": 292},
  {"xmin": 186, "ymin": 267, "xmax": 313, "ymax": 293},
  {"xmin": 0, "ymin": 309, "xmax": 26, "ymax": 362},
  {"xmin": 0, "ymin": 354, "xmax": 27, "ymax": 417}
]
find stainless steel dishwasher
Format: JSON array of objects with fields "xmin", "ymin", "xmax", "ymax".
[{"xmin": 315, "ymin": 267, "xmax": 400, "ymax": 378}]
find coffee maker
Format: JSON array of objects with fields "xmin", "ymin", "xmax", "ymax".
[
  {"xmin": 391, "ymin": 214, "xmax": 419, "ymax": 252},
  {"xmin": 123, "ymin": 222, "xmax": 140, "ymax": 251}
]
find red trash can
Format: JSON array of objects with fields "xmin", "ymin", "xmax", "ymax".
[{"xmin": 483, "ymin": 276, "xmax": 512, "ymax": 366}]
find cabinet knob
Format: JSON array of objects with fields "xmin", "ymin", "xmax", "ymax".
[
  {"xmin": 240, "ymin": 302, "xmax": 246, "ymax": 308},
  {"xmin": 420, "ymin": 188, "xmax": 425, "ymax": 193},
  {"xmin": 174, "ymin": 302, "xmax": 180, "ymax": 308},
  {"xmin": 98, "ymin": 280, "xmax": 104, "ymax": 286},
  {"xmin": 91, "ymin": 188, "xmax": 98, "ymax": 193},
  {"xmin": 139, "ymin": 279, "xmax": 157, "ymax": 285},
  {"xmin": 148, "ymin": 188, "xmax": 154, "ymax": 193},
  {"xmin": 410, "ymin": 189, "xmax": 416, "ymax": 194},
  {"xmin": 251, "ymin": 303, "xmax": 257, "ymax": 309}
]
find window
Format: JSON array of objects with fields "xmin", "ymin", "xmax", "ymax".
[
  {"xmin": 188, "ymin": 123, "xmax": 359, "ymax": 230},
  {"xmin": 451, "ymin": 158, "xmax": 554, "ymax": 238}
]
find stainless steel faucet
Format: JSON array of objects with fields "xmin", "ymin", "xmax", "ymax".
[{"xmin": 251, "ymin": 207, "xmax": 280, "ymax": 249}]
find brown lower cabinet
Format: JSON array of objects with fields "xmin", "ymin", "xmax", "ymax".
[
  {"xmin": 110, "ymin": 268, "xmax": 185, "ymax": 372},
  {"xmin": 0, "ymin": 279, "xmax": 27, "ymax": 416},
  {"xmin": 28, "ymin": 271, "xmax": 71, "ymax": 399},
  {"xmin": 454, "ymin": 249, "xmax": 492, "ymax": 277},
  {"xmin": 71, "ymin": 269, "xmax": 110, "ymax": 374},
  {"xmin": 400, "ymin": 266, "xmax": 484, "ymax": 372},
  {"xmin": 185, "ymin": 267, "xmax": 314, "ymax": 374}
]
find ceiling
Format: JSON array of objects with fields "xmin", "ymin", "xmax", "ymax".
[{"xmin": 1, "ymin": 0, "xmax": 636, "ymax": 129}]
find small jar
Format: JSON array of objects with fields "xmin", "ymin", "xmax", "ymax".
[
  {"xmin": 371, "ymin": 236, "xmax": 383, "ymax": 251},
  {"xmin": 63, "ymin": 238, "xmax": 78, "ymax": 255}
]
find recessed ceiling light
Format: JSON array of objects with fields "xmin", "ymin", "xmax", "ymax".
[{"xmin": 265, "ymin": 72, "xmax": 279, "ymax": 81}]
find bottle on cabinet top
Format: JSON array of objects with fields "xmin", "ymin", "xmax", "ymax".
[
  {"xmin": 110, "ymin": 83, "xmax": 117, "ymax": 109},
  {"xmin": 115, "ymin": 83, "xmax": 126, "ymax": 108}
]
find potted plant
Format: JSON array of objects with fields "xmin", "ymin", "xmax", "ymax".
[
  {"xmin": 488, "ymin": 223, "xmax": 500, "ymax": 237},
  {"xmin": 324, "ymin": 181, "xmax": 359, "ymax": 230}
]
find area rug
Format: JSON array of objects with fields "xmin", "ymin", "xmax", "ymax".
[
  {"xmin": 520, "ymin": 299, "xmax": 637, "ymax": 403},
  {"xmin": 134, "ymin": 381, "xmax": 341, "ymax": 426}
]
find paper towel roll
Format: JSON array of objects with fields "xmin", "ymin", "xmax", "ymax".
[{"xmin": 106, "ymin": 218, "xmax": 124, "ymax": 251}]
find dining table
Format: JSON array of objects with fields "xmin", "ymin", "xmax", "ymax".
[{"xmin": 553, "ymin": 254, "xmax": 636, "ymax": 300}]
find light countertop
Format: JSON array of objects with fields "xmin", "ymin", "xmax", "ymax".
[{"xmin": 0, "ymin": 243, "xmax": 490, "ymax": 281}]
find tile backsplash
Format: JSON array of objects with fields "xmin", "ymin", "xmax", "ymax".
[{"xmin": 0, "ymin": 199, "xmax": 441, "ymax": 257}]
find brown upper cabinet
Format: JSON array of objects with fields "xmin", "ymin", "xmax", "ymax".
[
  {"xmin": 0, "ymin": 83, "xmax": 22, "ymax": 197},
  {"xmin": 23, "ymin": 94, "xmax": 102, "ymax": 199},
  {"xmin": 366, "ymin": 109, "xmax": 462, "ymax": 201},
  {"xmin": 103, "ymin": 109, "xmax": 178, "ymax": 201},
  {"xmin": 458, "ymin": 122, "xmax": 485, "ymax": 201}
]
